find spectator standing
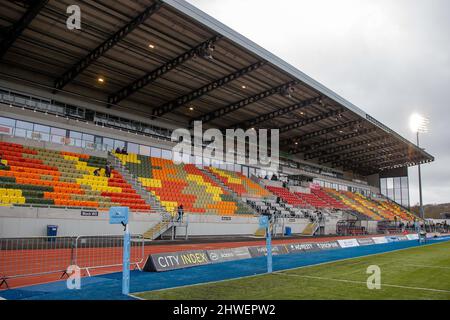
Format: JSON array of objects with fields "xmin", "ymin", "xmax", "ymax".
[
  {"xmin": 105, "ymin": 163, "xmax": 111, "ymax": 178},
  {"xmin": 0, "ymin": 155, "xmax": 6, "ymax": 169},
  {"xmin": 177, "ymin": 205, "xmax": 184, "ymax": 222}
]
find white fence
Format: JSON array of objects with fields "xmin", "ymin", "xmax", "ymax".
[{"xmin": 0, "ymin": 234, "xmax": 144, "ymax": 288}]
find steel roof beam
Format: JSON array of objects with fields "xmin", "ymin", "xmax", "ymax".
[
  {"xmin": 281, "ymin": 120, "xmax": 362, "ymax": 147},
  {"xmin": 54, "ymin": 1, "xmax": 162, "ymax": 90},
  {"xmin": 320, "ymin": 141, "xmax": 398, "ymax": 164},
  {"xmin": 327, "ymin": 143, "xmax": 401, "ymax": 166},
  {"xmin": 0, "ymin": 0, "xmax": 49, "ymax": 59},
  {"xmin": 190, "ymin": 80, "xmax": 299, "ymax": 125},
  {"xmin": 339, "ymin": 148, "xmax": 408, "ymax": 168},
  {"xmin": 152, "ymin": 61, "xmax": 265, "ymax": 117},
  {"xmin": 279, "ymin": 108, "xmax": 345, "ymax": 134},
  {"xmin": 304, "ymin": 136, "xmax": 388, "ymax": 160},
  {"xmin": 289, "ymin": 127, "xmax": 377, "ymax": 155},
  {"xmin": 232, "ymin": 96, "xmax": 321, "ymax": 129},
  {"xmin": 109, "ymin": 35, "xmax": 222, "ymax": 106}
]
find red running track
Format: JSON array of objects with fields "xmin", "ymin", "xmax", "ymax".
[{"xmin": 0, "ymin": 234, "xmax": 394, "ymax": 290}]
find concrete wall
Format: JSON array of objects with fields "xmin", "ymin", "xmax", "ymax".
[
  {"xmin": 289, "ymin": 186, "xmax": 310, "ymax": 194},
  {"xmin": 0, "ymin": 208, "xmax": 313, "ymax": 238}
]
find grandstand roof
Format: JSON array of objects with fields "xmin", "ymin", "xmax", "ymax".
[{"xmin": 0, "ymin": 0, "xmax": 434, "ymax": 176}]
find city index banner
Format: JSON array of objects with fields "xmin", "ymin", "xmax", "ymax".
[{"xmin": 143, "ymin": 250, "xmax": 211, "ymax": 272}]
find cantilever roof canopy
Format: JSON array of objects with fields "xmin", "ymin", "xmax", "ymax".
[{"xmin": 0, "ymin": 0, "xmax": 434, "ymax": 175}]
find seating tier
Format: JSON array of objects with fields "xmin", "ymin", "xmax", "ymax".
[
  {"xmin": 114, "ymin": 153, "xmax": 254, "ymax": 216},
  {"xmin": 0, "ymin": 142, "xmax": 150, "ymax": 211},
  {"xmin": 206, "ymin": 167, "xmax": 271, "ymax": 198}
]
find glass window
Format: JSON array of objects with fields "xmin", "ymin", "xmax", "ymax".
[
  {"xmin": 395, "ymin": 188, "xmax": 401, "ymax": 202},
  {"xmin": 16, "ymin": 120, "xmax": 33, "ymax": 130},
  {"xmin": 0, "ymin": 117, "xmax": 15, "ymax": 127},
  {"xmin": 114, "ymin": 140, "xmax": 125, "ymax": 150},
  {"xmin": 103, "ymin": 138, "xmax": 114, "ymax": 151},
  {"xmin": 151, "ymin": 147, "xmax": 162, "ymax": 158},
  {"xmin": 386, "ymin": 178, "xmax": 394, "ymax": 190},
  {"xmin": 34, "ymin": 124, "xmax": 50, "ymax": 133},
  {"xmin": 14, "ymin": 128, "xmax": 26, "ymax": 138},
  {"xmin": 394, "ymin": 177, "xmax": 401, "ymax": 189},
  {"xmin": 70, "ymin": 131, "xmax": 82, "ymax": 139},
  {"xmin": 51, "ymin": 127, "xmax": 66, "ymax": 137},
  {"xmin": 82, "ymin": 133, "xmax": 94, "ymax": 142},
  {"xmin": 127, "ymin": 142, "xmax": 139, "ymax": 154},
  {"xmin": 203, "ymin": 157, "xmax": 211, "ymax": 167},
  {"xmin": 51, "ymin": 133, "xmax": 65, "ymax": 144},
  {"xmin": 161, "ymin": 149, "xmax": 172, "ymax": 160},
  {"xmin": 139, "ymin": 145, "xmax": 150, "ymax": 156}
]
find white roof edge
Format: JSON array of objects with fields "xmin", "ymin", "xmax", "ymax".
[{"xmin": 162, "ymin": 0, "xmax": 434, "ymax": 160}]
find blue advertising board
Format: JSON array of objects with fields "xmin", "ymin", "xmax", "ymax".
[{"xmin": 109, "ymin": 207, "xmax": 129, "ymax": 225}]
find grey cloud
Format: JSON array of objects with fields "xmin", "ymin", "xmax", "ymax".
[{"xmin": 187, "ymin": 0, "xmax": 450, "ymax": 204}]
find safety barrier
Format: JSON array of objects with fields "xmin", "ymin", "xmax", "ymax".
[{"xmin": 0, "ymin": 234, "xmax": 144, "ymax": 288}]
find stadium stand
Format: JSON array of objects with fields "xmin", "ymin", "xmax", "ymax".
[
  {"xmin": 323, "ymin": 188, "xmax": 417, "ymax": 221},
  {"xmin": 206, "ymin": 167, "xmax": 271, "ymax": 198},
  {"xmin": 265, "ymin": 186, "xmax": 306, "ymax": 207},
  {"xmin": 0, "ymin": 141, "xmax": 150, "ymax": 211},
  {"xmin": 113, "ymin": 152, "xmax": 254, "ymax": 216},
  {"xmin": 311, "ymin": 188, "xmax": 348, "ymax": 210},
  {"xmin": 293, "ymin": 191, "xmax": 329, "ymax": 208},
  {"xmin": 376, "ymin": 199, "xmax": 416, "ymax": 221}
]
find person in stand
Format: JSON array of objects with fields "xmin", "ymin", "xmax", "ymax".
[
  {"xmin": 177, "ymin": 205, "xmax": 184, "ymax": 222},
  {"xmin": 0, "ymin": 155, "xmax": 6, "ymax": 169},
  {"xmin": 93, "ymin": 168, "xmax": 101, "ymax": 176},
  {"xmin": 121, "ymin": 146, "xmax": 128, "ymax": 155},
  {"xmin": 115, "ymin": 147, "xmax": 122, "ymax": 154},
  {"xmin": 105, "ymin": 162, "xmax": 111, "ymax": 178}
]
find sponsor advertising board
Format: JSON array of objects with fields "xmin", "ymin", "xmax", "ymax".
[
  {"xmin": 356, "ymin": 238, "xmax": 375, "ymax": 246},
  {"xmin": 315, "ymin": 241, "xmax": 340, "ymax": 250},
  {"xmin": 337, "ymin": 239, "xmax": 360, "ymax": 248},
  {"xmin": 406, "ymin": 234, "xmax": 419, "ymax": 240},
  {"xmin": 207, "ymin": 247, "xmax": 252, "ymax": 263},
  {"xmin": 386, "ymin": 236, "xmax": 400, "ymax": 242},
  {"xmin": 248, "ymin": 245, "xmax": 289, "ymax": 257},
  {"xmin": 286, "ymin": 242, "xmax": 320, "ymax": 254},
  {"xmin": 372, "ymin": 237, "xmax": 388, "ymax": 244},
  {"xmin": 143, "ymin": 250, "xmax": 210, "ymax": 272}
]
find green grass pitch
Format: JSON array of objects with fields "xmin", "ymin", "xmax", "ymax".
[{"xmin": 136, "ymin": 241, "xmax": 450, "ymax": 300}]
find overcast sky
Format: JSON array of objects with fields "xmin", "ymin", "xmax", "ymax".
[{"xmin": 187, "ymin": 0, "xmax": 450, "ymax": 205}]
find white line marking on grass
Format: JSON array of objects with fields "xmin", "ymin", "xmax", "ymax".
[
  {"xmin": 405, "ymin": 264, "xmax": 450, "ymax": 270},
  {"xmin": 274, "ymin": 273, "xmax": 450, "ymax": 294},
  {"xmin": 128, "ymin": 293, "xmax": 145, "ymax": 300},
  {"xmin": 132, "ymin": 240, "xmax": 450, "ymax": 297}
]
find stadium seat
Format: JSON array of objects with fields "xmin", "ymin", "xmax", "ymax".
[
  {"xmin": 0, "ymin": 141, "xmax": 151, "ymax": 211},
  {"xmin": 206, "ymin": 167, "xmax": 271, "ymax": 198},
  {"xmin": 113, "ymin": 152, "xmax": 254, "ymax": 216}
]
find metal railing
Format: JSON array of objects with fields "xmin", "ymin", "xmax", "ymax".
[{"xmin": 0, "ymin": 234, "xmax": 144, "ymax": 288}]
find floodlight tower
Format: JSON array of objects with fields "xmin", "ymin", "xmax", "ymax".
[{"xmin": 409, "ymin": 113, "xmax": 429, "ymax": 220}]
